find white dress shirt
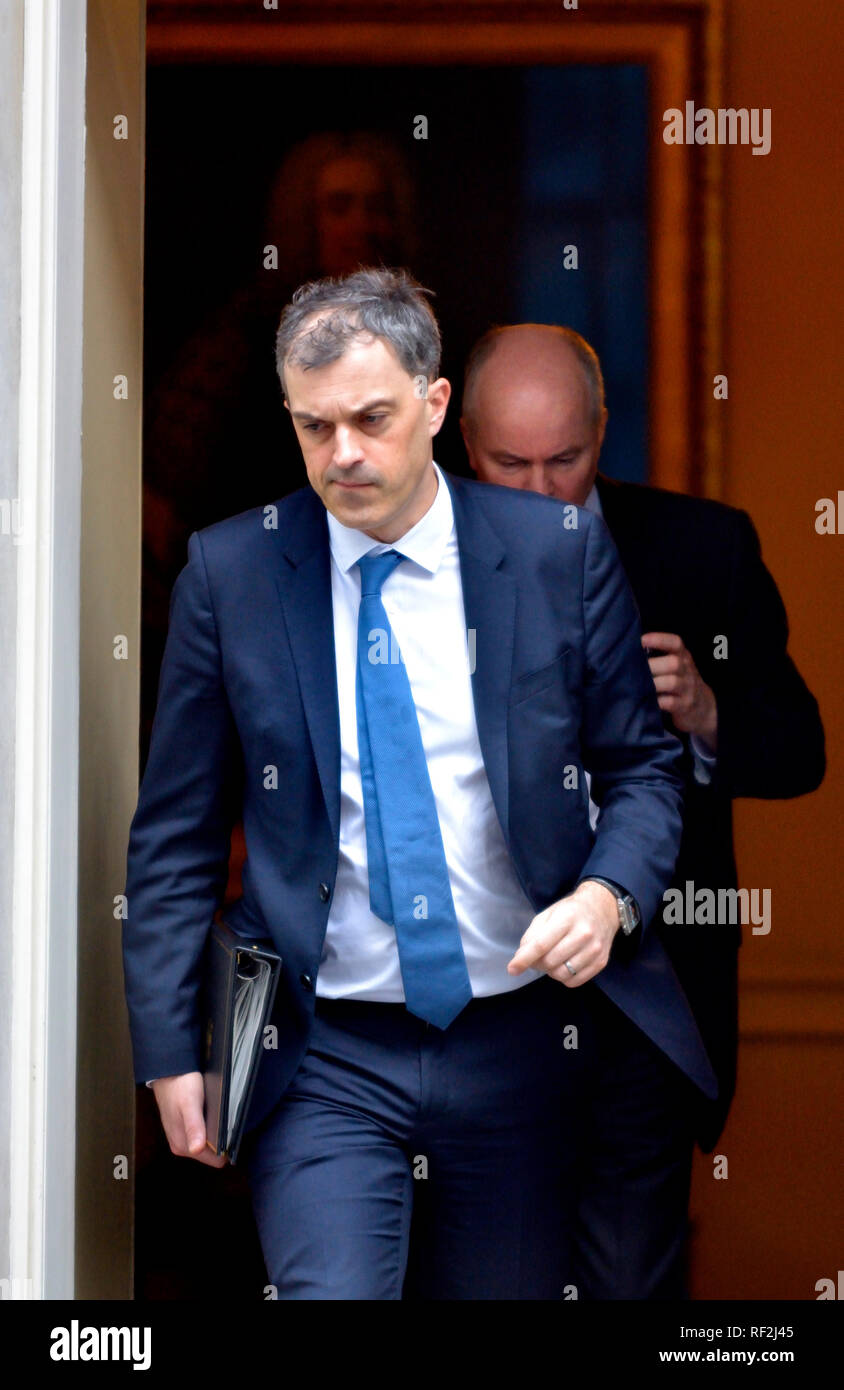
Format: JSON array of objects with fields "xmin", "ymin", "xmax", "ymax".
[
  {"xmin": 318, "ymin": 462, "xmax": 540, "ymax": 1001},
  {"xmin": 584, "ymin": 483, "xmax": 715, "ymax": 786}
]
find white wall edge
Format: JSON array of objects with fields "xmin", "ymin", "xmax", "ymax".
[{"xmin": 10, "ymin": 0, "xmax": 87, "ymax": 1301}]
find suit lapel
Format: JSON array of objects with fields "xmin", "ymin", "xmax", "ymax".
[
  {"xmin": 444, "ymin": 473, "xmax": 516, "ymax": 848},
  {"xmin": 596, "ymin": 473, "xmax": 660, "ymax": 622},
  {"xmin": 596, "ymin": 473, "xmax": 695, "ymax": 769},
  {"xmin": 595, "ymin": 473, "xmax": 629, "ymax": 544},
  {"xmin": 273, "ymin": 488, "xmax": 341, "ymax": 844}
]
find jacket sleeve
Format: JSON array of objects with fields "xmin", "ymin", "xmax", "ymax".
[
  {"xmin": 575, "ymin": 514, "xmax": 685, "ymax": 931},
  {"xmin": 122, "ymin": 530, "xmax": 243, "ymax": 1084},
  {"xmin": 710, "ymin": 510, "xmax": 825, "ymax": 799}
]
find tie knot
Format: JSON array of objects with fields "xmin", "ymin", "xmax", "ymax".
[{"xmin": 358, "ymin": 549, "xmax": 403, "ymax": 597}]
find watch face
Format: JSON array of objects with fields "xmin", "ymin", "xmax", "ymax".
[{"xmin": 620, "ymin": 899, "xmax": 637, "ymax": 933}]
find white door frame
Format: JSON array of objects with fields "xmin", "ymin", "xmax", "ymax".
[
  {"xmin": 10, "ymin": 0, "xmax": 87, "ymax": 1300},
  {"xmin": 10, "ymin": 0, "xmax": 144, "ymax": 1302}
]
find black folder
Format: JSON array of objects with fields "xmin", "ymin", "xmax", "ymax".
[{"xmin": 201, "ymin": 918, "xmax": 282, "ymax": 1164}]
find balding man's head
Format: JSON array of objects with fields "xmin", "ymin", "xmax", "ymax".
[{"xmin": 460, "ymin": 325, "xmax": 607, "ymax": 505}]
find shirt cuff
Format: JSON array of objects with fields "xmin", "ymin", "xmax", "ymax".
[{"xmin": 690, "ymin": 733, "xmax": 717, "ymax": 785}]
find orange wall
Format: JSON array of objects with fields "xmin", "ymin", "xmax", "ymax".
[{"xmin": 689, "ymin": 0, "xmax": 843, "ymax": 1300}]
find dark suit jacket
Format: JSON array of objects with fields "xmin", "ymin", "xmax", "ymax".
[
  {"xmin": 122, "ymin": 471, "xmax": 718, "ymax": 1142},
  {"xmin": 596, "ymin": 474, "xmax": 826, "ymax": 1149}
]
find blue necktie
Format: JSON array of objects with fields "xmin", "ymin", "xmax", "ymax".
[{"xmin": 355, "ymin": 549, "xmax": 473, "ymax": 1029}]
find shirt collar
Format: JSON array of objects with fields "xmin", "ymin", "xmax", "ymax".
[
  {"xmin": 326, "ymin": 461, "xmax": 453, "ymax": 577},
  {"xmin": 582, "ymin": 482, "xmax": 602, "ymax": 517}
]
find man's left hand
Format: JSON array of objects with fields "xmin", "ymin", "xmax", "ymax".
[
  {"xmin": 642, "ymin": 631, "xmax": 718, "ymax": 750},
  {"xmin": 507, "ymin": 880, "xmax": 621, "ymax": 986}
]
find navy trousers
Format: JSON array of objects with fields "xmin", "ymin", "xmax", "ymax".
[
  {"xmin": 571, "ymin": 988, "xmax": 700, "ymax": 1300},
  {"xmin": 241, "ymin": 975, "xmax": 592, "ymax": 1300}
]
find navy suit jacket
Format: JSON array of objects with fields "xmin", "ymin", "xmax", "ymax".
[
  {"xmin": 597, "ymin": 474, "xmax": 825, "ymax": 1148},
  {"xmin": 122, "ymin": 470, "xmax": 718, "ymax": 1140}
]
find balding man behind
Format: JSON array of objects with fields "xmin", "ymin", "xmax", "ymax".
[{"xmin": 462, "ymin": 324, "xmax": 825, "ymax": 1299}]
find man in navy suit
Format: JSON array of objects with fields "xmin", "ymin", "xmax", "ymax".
[
  {"xmin": 460, "ymin": 322, "xmax": 825, "ymax": 1298},
  {"xmin": 122, "ymin": 269, "xmax": 712, "ymax": 1300}
]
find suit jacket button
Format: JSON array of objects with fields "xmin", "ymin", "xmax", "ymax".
[
  {"xmin": 318, "ymin": 882, "xmax": 331, "ymax": 902},
  {"xmin": 300, "ymin": 973, "xmax": 313, "ymax": 992}
]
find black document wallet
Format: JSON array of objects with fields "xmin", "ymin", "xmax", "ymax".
[{"xmin": 201, "ymin": 918, "xmax": 282, "ymax": 1164}]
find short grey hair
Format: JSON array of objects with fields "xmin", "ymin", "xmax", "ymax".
[
  {"xmin": 275, "ymin": 267, "xmax": 441, "ymax": 396},
  {"xmin": 462, "ymin": 323, "xmax": 606, "ymax": 434}
]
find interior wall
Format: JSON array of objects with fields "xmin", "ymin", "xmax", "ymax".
[{"xmin": 689, "ymin": 0, "xmax": 843, "ymax": 1300}]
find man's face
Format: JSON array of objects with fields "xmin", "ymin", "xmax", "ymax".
[
  {"xmin": 462, "ymin": 365, "xmax": 606, "ymax": 506},
  {"xmin": 315, "ymin": 157, "xmax": 397, "ymax": 276},
  {"xmin": 284, "ymin": 331, "xmax": 450, "ymax": 542}
]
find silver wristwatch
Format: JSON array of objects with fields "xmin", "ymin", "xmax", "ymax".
[{"xmin": 579, "ymin": 876, "xmax": 641, "ymax": 936}]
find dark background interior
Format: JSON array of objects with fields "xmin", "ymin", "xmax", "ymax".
[
  {"xmin": 144, "ymin": 62, "xmax": 648, "ymax": 488},
  {"xmin": 138, "ymin": 58, "xmax": 649, "ymax": 1300}
]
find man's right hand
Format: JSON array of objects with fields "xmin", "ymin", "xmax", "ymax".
[{"xmin": 150, "ymin": 1072, "xmax": 229, "ymax": 1167}]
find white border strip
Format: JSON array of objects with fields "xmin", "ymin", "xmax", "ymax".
[{"xmin": 10, "ymin": 0, "xmax": 86, "ymax": 1300}]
